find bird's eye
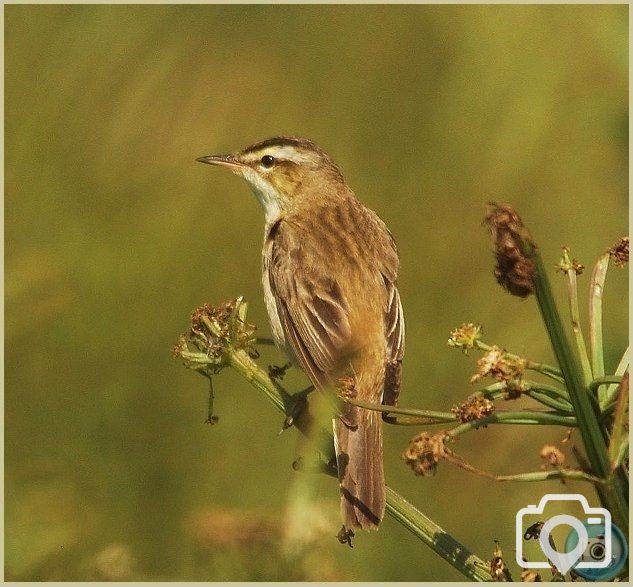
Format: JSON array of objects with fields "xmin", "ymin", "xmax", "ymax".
[{"xmin": 260, "ymin": 155, "xmax": 275, "ymax": 169}]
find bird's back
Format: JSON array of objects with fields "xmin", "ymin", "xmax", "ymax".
[{"xmin": 262, "ymin": 190, "xmax": 404, "ymax": 529}]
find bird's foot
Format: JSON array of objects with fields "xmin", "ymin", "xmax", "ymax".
[{"xmin": 336, "ymin": 525, "xmax": 355, "ymax": 548}]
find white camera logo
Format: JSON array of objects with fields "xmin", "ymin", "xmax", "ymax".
[{"xmin": 516, "ymin": 494, "xmax": 611, "ymax": 574}]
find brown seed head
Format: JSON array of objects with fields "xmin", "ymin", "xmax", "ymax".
[
  {"xmin": 402, "ymin": 431, "xmax": 449, "ymax": 476},
  {"xmin": 470, "ymin": 345, "xmax": 527, "ymax": 385},
  {"xmin": 540, "ymin": 444, "xmax": 565, "ymax": 468},
  {"xmin": 489, "ymin": 542, "xmax": 513, "ymax": 582},
  {"xmin": 521, "ymin": 570, "xmax": 542, "ymax": 582},
  {"xmin": 608, "ymin": 236, "xmax": 629, "ymax": 267},
  {"xmin": 452, "ymin": 395, "xmax": 495, "ymax": 423},
  {"xmin": 484, "ymin": 203, "xmax": 536, "ymax": 297}
]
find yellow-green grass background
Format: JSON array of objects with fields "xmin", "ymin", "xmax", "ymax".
[{"xmin": 5, "ymin": 4, "xmax": 628, "ymax": 581}]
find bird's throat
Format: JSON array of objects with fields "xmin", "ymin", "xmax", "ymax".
[{"xmin": 241, "ymin": 168, "xmax": 283, "ymax": 227}]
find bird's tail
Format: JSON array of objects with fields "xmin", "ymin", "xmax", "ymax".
[{"xmin": 333, "ymin": 405, "xmax": 385, "ymax": 530}]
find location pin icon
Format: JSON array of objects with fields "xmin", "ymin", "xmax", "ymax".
[{"xmin": 539, "ymin": 515, "xmax": 589, "ymax": 574}]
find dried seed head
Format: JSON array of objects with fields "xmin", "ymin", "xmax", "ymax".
[
  {"xmin": 402, "ymin": 431, "xmax": 448, "ymax": 476},
  {"xmin": 540, "ymin": 444, "xmax": 565, "ymax": 468},
  {"xmin": 448, "ymin": 323, "xmax": 482, "ymax": 353},
  {"xmin": 503, "ymin": 380, "xmax": 526, "ymax": 399},
  {"xmin": 175, "ymin": 298, "xmax": 258, "ymax": 375},
  {"xmin": 521, "ymin": 570, "xmax": 542, "ymax": 582},
  {"xmin": 172, "ymin": 335, "xmax": 188, "ymax": 357},
  {"xmin": 484, "ymin": 203, "xmax": 536, "ymax": 297},
  {"xmin": 489, "ymin": 542, "xmax": 513, "ymax": 582},
  {"xmin": 191, "ymin": 298, "xmax": 256, "ymax": 355},
  {"xmin": 452, "ymin": 395, "xmax": 495, "ymax": 423},
  {"xmin": 470, "ymin": 345, "xmax": 527, "ymax": 385},
  {"xmin": 608, "ymin": 236, "xmax": 629, "ymax": 267}
]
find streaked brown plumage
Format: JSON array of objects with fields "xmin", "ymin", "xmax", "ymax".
[{"xmin": 197, "ymin": 137, "xmax": 404, "ymax": 530}]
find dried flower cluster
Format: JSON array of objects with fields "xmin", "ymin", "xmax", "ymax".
[
  {"xmin": 402, "ymin": 431, "xmax": 449, "ymax": 476},
  {"xmin": 520, "ymin": 570, "xmax": 542, "ymax": 582},
  {"xmin": 540, "ymin": 444, "xmax": 566, "ymax": 468},
  {"xmin": 448, "ymin": 322, "xmax": 482, "ymax": 353},
  {"xmin": 470, "ymin": 345, "xmax": 527, "ymax": 388},
  {"xmin": 192, "ymin": 298, "xmax": 256, "ymax": 353},
  {"xmin": 451, "ymin": 395, "xmax": 495, "ymax": 423},
  {"xmin": 488, "ymin": 542, "xmax": 513, "ymax": 582},
  {"xmin": 608, "ymin": 236, "xmax": 629, "ymax": 267},
  {"xmin": 173, "ymin": 298, "xmax": 259, "ymax": 375},
  {"xmin": 189, "ymin": 302, "xmax": 235, "ymax": 362},
  {"xmin": 484, "ymin": 203, "xmax": 536, "ymax": 297}
]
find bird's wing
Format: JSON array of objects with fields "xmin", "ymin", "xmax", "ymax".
[
  {"xmin": 267, "ymin": 223, "xmax": 353, "ymax": 389},
  {"xmin": 382, "ymin": 280, "xmax": 405, "ymax": 406},
  {"xmin": 381, "ymin": 229, "xmax": 405, "ymax": 407}
]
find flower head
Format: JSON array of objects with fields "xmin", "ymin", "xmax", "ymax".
[
  {"xmin": 402, "ymin": 431, "xmax": 449, "ymax": 476},
  {"xmin": 448, "ymin": 323, "xmax": 482, "ymax": 353},
  {"xmin": 608, "ymin": 236, "xmax": 629, "ymax": 267}
]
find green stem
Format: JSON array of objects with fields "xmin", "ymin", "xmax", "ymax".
[
  {"xmin": 561, "ymin": 249, "xmax": 593, "ymax": 385},
  {"xmin": 589, "ymin": 376, "xmax": 622, "ymax": 394},
  {"xmin": 527, "ymin": 381, "xmax": 570, "ymax": 399},
  {"xmin": 344, "ymin": 397, "xmax": 457, "ymax": 423},
  {"xmin": 480, "ymin": 385, "xmax": 573, "ymax": 413},
  {"xmin": 602, "ymin": 347, "xmax": 629, "ymax": 409},
  {"xmin": 607, "ymin": 373, "xmax": 629, "ymax": 472},
  {"xmin": 530, "ymin": 248, "xmax": 628, "ymax": 532},
  {"xmin": 480, "ymin": 380, "xmax": 570, "ymax": 401},
  {"xmin": 589, "ymin": 253, "xmax": 609, "ymax": 380},
  {"xmin": 228, "ymin": 346, "xmax": 290, "ymax": 414},
  {"xmin": 611, "ymin": 437, "xmax": 629, "ymax": 473},
  {"xmin": 493, "ymin": 469, "xmax": 604, "ymax": 484},
  {"xmin": 524, "ymin": 388, "xmax": 574, "ymax": 415},
  {"xmin": 449, "ymin": 411, "xmax": 576, "ymax": 437},
  {"xmin": 385, "ymin": 487, "xmax": 491, "ymax": 582},
  {"xmin": 199, "ymin": 315, "xmax": 297, "ymax": 420},
  {"xmin": 441, "ymin": 451, "xmax": 603, "ymax": 485}
]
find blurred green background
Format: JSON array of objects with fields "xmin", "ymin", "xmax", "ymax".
[{"xmin": 5, "ymin": 4, "xmax": 628, "ymax": 581}]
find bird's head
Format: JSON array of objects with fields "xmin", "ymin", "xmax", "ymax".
[{"xmin": 197, "ymin": 136, "xmax": 346, "ymax": 225}]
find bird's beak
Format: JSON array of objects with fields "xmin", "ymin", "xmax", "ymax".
[{"xmin": 196, "ymin": 154, "xmax": 244, "ymax": 171}]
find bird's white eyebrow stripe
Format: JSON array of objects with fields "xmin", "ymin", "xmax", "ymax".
[{"xmin": 247, "ymin": 145, "xmax": 314, "ymax": 165}]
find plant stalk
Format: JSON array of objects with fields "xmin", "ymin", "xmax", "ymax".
[
  {"xmin": 385, "ymin": 487, "xmax": 491, "ymax": 581},
  {"xmin": 589, "ymin": 253, "xmax": 609, "ymax": 380},
  {"xmin": 187, "ymin": 318, "xmax": 492, "ymax": 581},
  {"xmin": 561, "ymin": 248, "xmax": 593, "ymax": 385},
  {"xmin": 530, "ymin": 248, "xmax": 628, "ymax": 532}
]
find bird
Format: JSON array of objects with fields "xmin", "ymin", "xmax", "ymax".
[{"xmin": 197, "ymin": 136, "xmax": 404, "ymax": 530}]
